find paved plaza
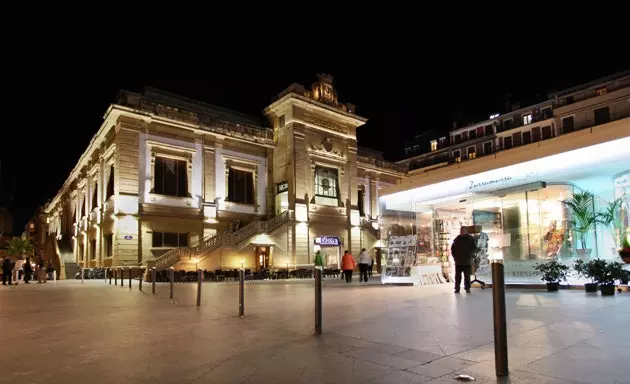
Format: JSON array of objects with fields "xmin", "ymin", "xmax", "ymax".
[{"xmin": 1, "ymin": 278, "xmax": 629, "ymax": 384}]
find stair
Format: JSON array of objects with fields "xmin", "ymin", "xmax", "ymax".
[
  {"xmin": 145, "ymin": 210, "xmax": 292, "ymax": 270},
  {"xmin": 65, "ymin": 262, "xmax": 81, "ymax": 280}
]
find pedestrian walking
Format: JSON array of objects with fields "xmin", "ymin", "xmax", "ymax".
[
  {"xmin": 2, "ymin": 257, "xmax": 13, "ymax": 286},
  {"xmin": 23, "ymin": 258, "xmax": 33, "ymax": 284},
  {"xmin": 368, "ymin": 254, "xmax": 374, "ymax": 278},
  {"xmin": 358, "ymin": 248, "xmax": 370, "ymax": 283},
  {"xmin": 451, "ymin": 227, "xmax": 476, "ymax": 293},
  {"xmin": 13, "ymin": 258, "xmax": 24, "ymax": 285},
  {"xmin": 341, "ymin": 250, "xmax": 355, "ymax": 284},
  {"xmin": 314, "ymin": 250, "xmax": 324, "ymax": 268}
]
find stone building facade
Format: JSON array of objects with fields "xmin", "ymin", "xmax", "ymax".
[{"xmin": 41, "ymin": 75, "xmax": 405, "ymax": 275}]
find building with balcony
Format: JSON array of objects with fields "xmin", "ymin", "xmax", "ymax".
[
  {"xmin": 41, "ymin": 74, "xmax": 405, "ymax": 276},
  {"xmin": 380, "ymin": 70, "xmax": 630, "ymax": 285}
]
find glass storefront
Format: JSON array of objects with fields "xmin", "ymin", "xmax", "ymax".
[{"xmin": 379, "ymin": 180, "xmax": 627, "ymax": 285}]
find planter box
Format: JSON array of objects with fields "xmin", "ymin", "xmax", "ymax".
[{"xmin": 600, "ymin": 284, "xmax": 616, "ymax": 296}]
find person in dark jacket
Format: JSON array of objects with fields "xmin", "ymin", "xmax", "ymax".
[
  {"xmin": 23, "ymin": 258, "xmax": 33, "ymax": 284},
  {"xmin": 451, "ymin": 227, "xmax": 477, "ymax": 293},
  {"xmin": 2, "ymin": 257, "xmax": 14, "ymax": 286}
]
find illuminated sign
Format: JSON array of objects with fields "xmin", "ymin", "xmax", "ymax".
[{"xmin": 314, "ymin": 236, "xmax": 341, "ymax": 246}]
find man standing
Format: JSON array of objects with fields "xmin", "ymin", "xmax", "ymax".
[
  {"xmin": 358, "ymin": 248, "xmax": 370, "ymax": 283},
  {"xmin": 451, "ymin": 227, "xmax": 476, "ymax": 293},
  {"xmin": 2, "ymin": 257, "xmax": 13, "ymax": 286}
]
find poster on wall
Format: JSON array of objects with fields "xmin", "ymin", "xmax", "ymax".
[{"xmin": 384, "ymin": 235, "xmax": 417, "ymax": 278}]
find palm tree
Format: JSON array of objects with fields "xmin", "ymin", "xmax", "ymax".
[
  {"xmin": 598, "ymin": 197, "xmax": 623, "ymax": 249},
  {"xmin": 6, "ymin": 236, "xmax": 34, "ymax": 259},
  {"xmin": 563, "ymin": 191, "xmax": 598, "ymax": 252}
]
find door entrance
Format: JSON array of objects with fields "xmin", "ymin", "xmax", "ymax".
[{"xmin": 255, "ymin": 246, "xmax": 270, "ymax": 269}]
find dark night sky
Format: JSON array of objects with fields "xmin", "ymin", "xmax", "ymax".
[{"xmin": 2, "ymin": 37, "xmax": 628, "ymax": 234}]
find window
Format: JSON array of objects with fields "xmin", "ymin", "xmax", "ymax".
[
  {"xmin": 503, "ymin": 119, "xmax": 512, "ymax": 130},
  {"xmin": 90, "ymin": 239, "xmax": 96, "ymax": 260},
  {"xmin": 562, "ymin": 116, "xmax": 575, "ymax": 133},
  {"xmin": 541, "ymin": 107, "xmax": 552, "ymax": 119},
  {"xmin": 476, "ymin": 127, "xmax": 484, "ymax": 137},
  {"xmin": 532, "ymin": 127, "xmax": 541, "ymax": 142},
  {"xmin": 104, "ymin": 234, "xmax": 113, "ymax": 257},
  {"xmin": 469, "ymin": 129, "xmax": 477, "ymax": 139},
  {"xmin": 430, "ymin": 140, "xmax": 437, "ymax": 151},
  {"xmin": 278, "ymin": 114, "xmax": 285, "ymax": 127},
  {"xmin": 467, "ymin": 146, "xmax": 476, "ymax": 159},
  {"xmin": 522, "ymin": 114, "xmax": 532, "ymax": 125},
  {"xmin": 358, "ymin": 189, "xmax": 365, "ymax": 216},
  {"xmin": 542, "ymin": 126, "xmax": 552, "ymax": 140},
  {"xmin": 485, "ymin": 125, "xmax": 494, "ymax": 136},
  {"xmin": 483, "ymin": 141, "xmax": 492, "ymax": 154},
  {"xmin": 154, "ymin": 157, "xmax": 188, "ymax": 197},
  {"xmin": 227, "ymin": 168, "xmax": 254, "ymax": 204},
  {"xmin": 152, "ymin": 232, "xmax": 188, "ymax": 248},
  {"xmin": 503, "ymin": 137, "xmax": 513, "ymax": 150},
  {"xmin": 80, "ymin": 197, "xmax": 86, "ymax": 218},
  {"xmin": 452, "ymin": 150, "xmax": 461, "ymax": 160},
  {"xmin": 92, "ymin": 182, "xmax": 98, "ymax": 209},
  {"xmin": 314, "ymin": 166, "xmax": 338, "ymax": 198},
  {"xmin": 512, "ymin": 132, "xmax": 522, "ymax": 146},
  {"xmin": 522, "ymin": 131, "xmax": 532, "ymax": 145},
  {"xmin": 106, "ymin": 165, "xmax": 115, "ymax": 199},
  {"xmin": 566, "ymin": 96, "xmax": 574, "ymax": 105},
  {"xmin": 454, "ymin": 134, "xmax": 461, "ymax": 144},
  {"xmin": 596, "ymin": 87, "xmax": 607, "ymax": 96},
  {"xmin": 462, "ymin": 131, "xmax": 468, "ymax": 141},
  {"xmin": 594, "ymin": 107, "xmax": 610, "ymax": 125}
]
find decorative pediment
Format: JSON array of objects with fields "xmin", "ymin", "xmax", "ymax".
[{"xmin": 310, "ymin": 138, "xmax": 344, "ymax": 158}]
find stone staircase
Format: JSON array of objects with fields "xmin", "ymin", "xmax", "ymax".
[{"xmin": 145, "ymin": 210, "xmax": 292, "ymax": 270}]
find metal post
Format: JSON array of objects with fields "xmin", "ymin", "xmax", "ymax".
[
  {"xmin": 169, "ymin": 267, "xmax": 174, "ymax": 300},
  {"xmin": 314, "ymin": 266, "xmax": 323, "ymax": 335},
  {"xmin": 151, "ymin": 267, "xmax": 156, "ymax": 294},
  {"xmin": 492, "ymin": 260, "xmax": 509, "ymax": 377},
  {"xmin": 120, "ymin": 268, "xmax": 124, "ymax": 287},
  {"xmin": 109, "ymin": 269, "xmax": 112, "ymax": 285},
  {"xmin": 81, "ymin": 268, "xmax": 84, "ymax": 284},
  {"xmin": 139, "ymin": 269, "xmax": 143, "ymax": 292},
  {"xmin": 128, "ymin": 268, "xmax": 132, "ymax": 289},
  {"xmin": 239, "ymin": 269, "xmax": 244, "ymax": 317},
  {"xmin": 53, "ymin": 270, "xmax": 57, "ymax": 284},
  {"xmin": 114, "ymin": 269, "xmax": 117, "ymax": 285},
  {"xmin": 196, "ymin": 269, "xmax": 202, "ymax": 306},
  {"xmin": 105, "ymin": 268, "xmax": 108, "ymax": 283}
]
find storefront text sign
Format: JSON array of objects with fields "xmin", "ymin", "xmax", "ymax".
[
  {"xmin": 314, "ymin": 236, "xmax": 341, "ymax": 246},
  {"xmin": 468, "ymin": 176, "xmax": 513, "ymax": 191}
]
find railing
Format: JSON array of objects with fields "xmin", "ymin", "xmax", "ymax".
[
  {"xmin": 145, "ymin": 210, "xmax": 293, "ymax": 269},
  {"xmin": 361, "ymin": 219, "xmax": 380, "ymax": 239},
  {"xmin": 357, "ymin": 155, "xmax": 406, "ymax": 173}
]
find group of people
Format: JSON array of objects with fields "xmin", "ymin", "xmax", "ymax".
[
  {"xmin": 1, "ymin": 256, "xmax": 53, "ymax": 286},
  {"xmin": 315, "ymin": 248, "xmax": 375, "ymax": 284}
]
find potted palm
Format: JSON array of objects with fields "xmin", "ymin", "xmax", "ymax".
[
  {"xmin": 6, "ymin": 236, "xmax": 34, "ymax": 260},
  {"xmin": 563, "ymin": 191, "xmax": 598, "ymax": 259},
  {"xmin": 620, "ymin": 235, "xmax": 630, "ymax": 264},
  {"xmin": 594, "ymin": 260, "xmax": 624, "ymax": 296},
  {"xmin": 574, "ymin": 259, "xmax": 601, "ymax": 292},
  {"xmin": 533, "ymin": 260, "xmax": 570, "ymax": 291},
  {"xmin": 598, "ymin": 198, "xmax": 623, "ymax": 255}
]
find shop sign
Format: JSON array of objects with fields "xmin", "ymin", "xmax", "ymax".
[
  {"xmin": 468, "ymin": 176, "xmax": 513, "ymax": 191},
  {"xmin": 276, "ymin": 181, "xmax": 288, "ymax": 194},
  {"xmin": 314, "ymin": 236, "xmax": 341, "ymax": 246}
]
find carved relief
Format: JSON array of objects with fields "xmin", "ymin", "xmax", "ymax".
[{"xmin": 310, "ymin": 138, "xmax": 344, "ymax": 158}]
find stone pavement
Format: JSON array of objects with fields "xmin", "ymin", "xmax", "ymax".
[{"xmin": 1, "ymin": 278, "xmax": 629, "ymax": 384}]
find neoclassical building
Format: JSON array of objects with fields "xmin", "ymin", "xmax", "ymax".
[{"xmin": 42, "ymin": 74, "xmax": 405, "ymax": 276}]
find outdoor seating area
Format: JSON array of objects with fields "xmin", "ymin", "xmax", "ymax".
[{"xmin": 150, "ymin": 267, "xmax": 343, "ymax": 283}]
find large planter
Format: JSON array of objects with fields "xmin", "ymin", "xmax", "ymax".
[
  {"xmin": 546, "ymin": 282, "xmax": 559, "ymax": 292},
  {"xmin": 584, "ymin": 283, "xmax": 598, "ymax": 292},
  {"xmin": 619, "ymin": 250, "xmax": 630, "ymax": 264},
  {"xmin": 600, "ymin": 284, "xmax": 616, "ymax": 296},
  {"xmin": 576, "ymin": 249, "xmax": 592, "ymax": 260}
]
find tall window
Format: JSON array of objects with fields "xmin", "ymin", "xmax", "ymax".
[
  {"xmin": 227, "ymin": 168, "xmax": 254, "ymax": 204},
  {"xmin": 483, "ymin": 141, "xmax": 492, "ymax": 155},
  {"xmin": 523, "ymin": 131, "xmax": 532, "ymax": 145},
  {"xmin": 92, "ymin": 182, "xmax": 98, "ymax": 209},
  {"xmin": 80, "ymin": 197, "xmax": 86, "ymax": 218},
  {"xmin": 503, "ymin": 136, "xmax": 513, "ymax": 150},
  {"xmin": 106, "ymin": 165, "xmax": 115, "ymax": 199},
  {"xmin": 358, "ymin": 189, "xmax": 365, "ymax": 217},
  {"xmin": 314, "ymin": 166, "xmax": 339, "ymax": 198},
  {"xmin": 594, "ymin": 107, "xmax": 610, "ymax": 125},
  {"xmin": 542, "ymin": 126, "xmax": 552, "ymax": 140},
  {"xmin": 152, "ymin": 232, "xmax": 188, "ymax": 247},
  {"xmin": 522, "ymin": 113, "xmax": 532, "ymax": 125},
  {"xmin": 104, "ymin": 233, "xmax": 113, "ymax": 257},
  {"xmin": 562, "ymin": 116, "xmax": 575, "ymax": 133},
  {"xmin": 154, "ymin": 157, "xmax": 188, "ymax": 197}
]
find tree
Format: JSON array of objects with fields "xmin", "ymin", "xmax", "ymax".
[
  {"xmin": 6, "ymin": 236, "xmax": 33, "ymax": 259},
  {"xmin": 563, "ymin": 191, "xmax": 598, "ymax": 250}
]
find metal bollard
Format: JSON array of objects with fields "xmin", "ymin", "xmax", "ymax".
[
  {"xmin": 81, "ymin": 268, "xmax": 84, "ymax": 284},
  {"xmin": 53, "ymin": 270, "xmax": 57, "ymax": 284},
  {"xmin": 109, "ymin": 269, "xmax": 112, "ymax": 285},
  {"xmin": 197, "ymin": 269, "xmax": 202, "ymax": 306},
  {"xmin": 139, "ymin": 269, "xmax": 143, "ymax": 292},
  {"xmin": 105, "ymin": 268, "xmax": 108, "ymax": 283},
  {"xmin": 314, "ymin": 266, "xmax": 323, "ymax": 335},
  {"xmin": 239, "ymin": 269, "xmax": 244, "ymax": 317},
  {"xmin": 114, "ymin": 269, "xmax": 117, "ymax": 285},
  {"xmin": 120, "ymin": 268, "xmax": 124, "ymax": 287},
  {"xmin": 492, "ymin": 260, "xmax": 509, "ymax": 377},
  {"xmin": 169, "ymin": 267, "xmax": 174, "ymax": 300},
  {"xmin": 128, "ymin": 268, "xmax": 132, "ymax": 289},
  {"xmin": 151, "ymin": 267, "xmax": 156, "ymax": 294}
]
